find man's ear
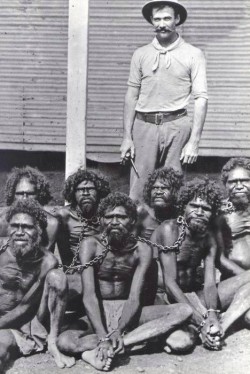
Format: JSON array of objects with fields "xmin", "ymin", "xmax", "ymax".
[{"xmin": 175, "ymin": 14, "xmax": 181, "ymax": 26}]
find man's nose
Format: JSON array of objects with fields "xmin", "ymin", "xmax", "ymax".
[
  {"xmin": 22, "ymin": 193, "xmax": 28, "ymax": 200},
  {"xmin": 196, "ymin": 207, "xmax": 203, "ymax": 215},
  {"xmin": 159, "ymin": 19, "xmax": 165, "ymax": 27},
  {"xmin": 111, "ymin": 217, "xmax": 119, "ymax": 224},
  {"xmin": 16, "ymin": 226, "xmax": 24, "ymax": 235},
  {"xmin": 235, "ymin": 180, "xmax": 243, "ymax": 189}
]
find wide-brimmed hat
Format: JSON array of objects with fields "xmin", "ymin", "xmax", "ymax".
[{"xmin": 142, "ymin": 0, "xmax": 187, "ymax": 26}]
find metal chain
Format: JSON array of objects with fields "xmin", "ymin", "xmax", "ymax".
[
  {"xmin": 59, "ymin": 232, "xmax": 110, "ymax": 273},
  {"xmin": 58, "ymin": 209, "xmax": 100, "ymax": 274},
  {"xmin": 133, "ymin": 216, "xmax": 187, "ymax": 254},
  {"xmin": 0, "ymin": 238, "xmax": 10, "ymax": 254},
  {"xmin": 58, "ymin": 216, "xmax": 187, "ymax": 273},
  {"xmin": 220, "ymin": 201, "xmax": 235, "ymax": 215}
]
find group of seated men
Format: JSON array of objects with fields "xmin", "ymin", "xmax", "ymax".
[{"xmin": 0, "ymin": 158, "xmax": 250, "ymax": 371}]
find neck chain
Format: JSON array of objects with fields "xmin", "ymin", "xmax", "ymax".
[{"xmin": 134, "ymin": 216, "xmax": 187, "ymax": 254}]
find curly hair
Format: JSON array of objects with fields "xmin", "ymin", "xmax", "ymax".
[
  {"xmin": 5, "ymin": 166, "xmax": 52, "ymax": 206},
  {"xmin": 143, "ymin": 167, "xmax": 184, "ymax": 205},
  {"xmin": 63, "ymin": 169, "xmax": 110, "ymax": 205},
  {"xmin": 6, "ymin": 199, "xmax": 47, "ymax": 230},
  {"xmin": 178, "ymin": 177, "xmax": 223, "ymax": 216},
  {"xmin": 221, "ymin": 157, "xmax": 250, "ymax": 185},
  {"xmin": 98, "ymin": 192, "xmax": 137, "ymax": 222}
]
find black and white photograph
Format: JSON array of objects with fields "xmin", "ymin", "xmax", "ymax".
[{"xmin": 0, "ymin": 0, "xmax": 249, "ymax": 373}]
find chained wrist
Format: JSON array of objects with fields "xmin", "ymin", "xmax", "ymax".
[
  {"xmin": 105, "ymin": 329, "xmax": 120, "ymax": 338},
  {"xmin": 98, "ymin": 336, "xmax": 110, "ymax": 346}
]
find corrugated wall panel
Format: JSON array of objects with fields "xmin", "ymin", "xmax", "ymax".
[
  {"xmin": 0, "ymin": 0, "xmax": 68, "ymax": 152},
  {"xmin": 87, "ymin": 0, "xmax": 250, "ymax": 162}
]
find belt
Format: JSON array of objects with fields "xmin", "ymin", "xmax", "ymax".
[{"xmin": 136, "ymin": 109, "xmax": 187, "ymax": 125}]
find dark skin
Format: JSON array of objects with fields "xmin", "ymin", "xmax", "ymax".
[
  {"xmin": 136, "ymin": 178, "xmax": 177, "ymax": 240},
  {"xmin": 57, "ymin": 204, "xmax": 193, "ymax": 371},
  {"xmin": 80, "ymin": 206, "xmax": 152, "ymax": 359},
  {"xmin": 0, "ymin": 177, "xmax": 59, "ymax": 252},
  {"xmin": 56, "ymin": 180, "xmax": 100, "ymax": 266},
  {"xmin": 152, "ymin": 198, "xmax": 222, "ymax": 349},
  {"xmin": 0, "ymin": 212, "xmax": 75, "ymax": 370},
  {"xmin": 216, "ymin": 167, "xmax": 250, "ymax": 278}
]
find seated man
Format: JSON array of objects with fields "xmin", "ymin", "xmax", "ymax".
[
  {"xmin": 216, "ymin": 157, "xmax": 250, "ymax": 279},
  {"xmin": 152, "ymin": 178, "xmax": 250, "ymax": 352},
  {"xmin": 57, "ymin": 192, "xmax": 192, "ymax": 371},
  {"xmin": 56, "ymin": 169, "xmax": 110, "ymax": 310},
  {"xmin": 0, "ymin": 199, "xmax": 74, "ymax": 371},
  {"xmin": 136, "ymin": 167, "xmax": 183, "ymax": 239},
  {"xmin": 0, "ymin": 166, "xmax": 59, "ymax": 252}
]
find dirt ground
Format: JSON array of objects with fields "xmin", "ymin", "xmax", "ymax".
[{"xmin": 6, "ymin": 328, "xmax": 250, "ymax": 374}]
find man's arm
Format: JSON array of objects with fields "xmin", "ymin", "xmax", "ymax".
[
  {"xmin": 215, "ymin": 216, "xmax": 245, "ymax": 276},
  {"xmin": 80, "ymin": 238, "xmax": 107, "ymax": 339},
  {"xmin": 118, "ymin": 242, "xmax": 152, "ymax": 332},
  {"xmin": 45, "ymin": 213, "xmax": 60, "ymax": 252},
  {"xmin": 0, "ymin": 252, "xmax": 57, "ymax": 329},
  {"xmin": 180, "ymin": 97, "xmax": 208, "ymax": 164},
  {"xmin": 153, "ymin": 224, "xmax": 201, "ymax": 326},
  {"xmin": 120, "ymin": 85, "xmax": 140, "ymax": 160},
  {"xmin": 202, "ymin": 234, "xmax": 223, "ymax": 348}
]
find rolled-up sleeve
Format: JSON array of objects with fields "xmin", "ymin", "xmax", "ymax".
[
  {"xmin": 127, "ymin": 49, "xmax": 142, "ymax": 88},
  {"xmin": 191, "ymin": 50, "xmax": 208, "ymax": 100}
]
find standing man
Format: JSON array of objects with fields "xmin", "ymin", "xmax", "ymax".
[
  {"xmin": 216, "ymin": 158, "xmax": 250, "ymax": 279},
  {"xmin": 120, "ymin": 0, "xmax": 208, "ymax": 201},
  {"xmin": 0, "ymin": 166, "xmax": 59, "ymax": 252}
]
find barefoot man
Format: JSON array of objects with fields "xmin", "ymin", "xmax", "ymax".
[
  {"xmin": 57, "ymin": 192, "xmax": 192, "ymax": 371},
  {"xmin": 56, "ymin": 169, "xmax": 110, "ymax": 312},
  {"xmin": 216, "ymin": 158, "xmax": 250, "ymax": 279},
  {"xmin": 152, "ymin": 177, "xmax": 250, "ymax": 352},
  {"xmin": 0, "ymin": 166, "xmax": 59, "ymax": 252},
  {"xmin": 0, "ymin": 199, "xmax": 74, "ymax": 371}
]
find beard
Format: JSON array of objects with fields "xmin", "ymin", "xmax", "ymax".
[
  {"xmin": 231, "ymin": 193, "xmax": 250, "ymax": 210},
  {"xmin": 11, "ymin": 234, "xmax": 41, "ymax": 261},
  {"xmin": 106, "ymin": 226, "xmax": 128, "ymax": 249},
  {"xmin": 78, "ymin": 199, "xmax": 97, "ymax": 218},
  {"xmin": 187, "ymin": 218, "xmax": 208, "ymax": 235}
]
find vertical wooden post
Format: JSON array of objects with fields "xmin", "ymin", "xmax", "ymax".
[{"xmin": 65, "ymin": 0, "xmax": 89, "ymax": 178}]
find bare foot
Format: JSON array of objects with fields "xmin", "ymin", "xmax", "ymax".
[
  {"xmin": 48, "ymin": 337, "xmax": 75, "ymax": 368},
  {"xmin": 82, "ymin": 349, "xmax": 113, "ymax": 371}
]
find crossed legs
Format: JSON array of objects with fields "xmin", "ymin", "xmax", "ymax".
[{"xmin": 58, "ymin": 303, "xmax": 192, "ymax": 371}]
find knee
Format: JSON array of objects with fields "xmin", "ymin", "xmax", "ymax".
[
  {"xmin": 0, "ymin": 330, "xmax": 17, "ymax": 361},
  {"xmin": 165, "ymin": 326, "xmax": 197, "ymax": 353},
  {"xmin": 46, "ymin": 269, "xmax": 68, "ymax": 293},
  {"xmin": 178, "ymin": 303, "xmax": 193, "ymax": 320}
]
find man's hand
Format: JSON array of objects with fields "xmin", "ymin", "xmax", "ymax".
[
  {"xmin": 96, "ymin": 340, "xmax": 114, "ymax": 361},
  {"xmin": 180, "ymin": 140, "xmax": 199, "ymax": 164},
  {"xmin": 200, "ymin": 318, "xmax": 224, "ymax": 350},
  {"xmin": 120, "ymin": 138, "xmax": 135, "ymax": 161},
  {"xmin": 108, "ymin": 330, "xmax": 124, "ymax": 354}
]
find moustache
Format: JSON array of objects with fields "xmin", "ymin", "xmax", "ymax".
[{"xmin": 154, "ymin": 27, "xmax": 171, "ymax": 33}]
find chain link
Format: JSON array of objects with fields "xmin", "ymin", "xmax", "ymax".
[
  {"xmin": 58, "ymin": 210, "xmax": 100, "ymax": 274},
  {"xmin": 58, "ymin": 216, "xmax": 187, "ymax": 273},
  {"xmin": 0, "ymin": 238, "xmax": 10, "ymax": 254},
  {"xmin": 133, "ymin": 216, "xmax": 187, "ymax": 254}
]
